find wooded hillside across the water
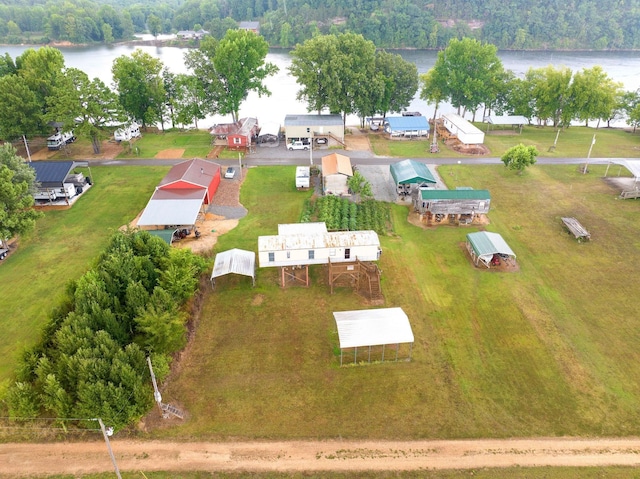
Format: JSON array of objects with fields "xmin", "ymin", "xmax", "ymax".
[{"xmin": 1, "ymin": 0, "xmax": 640, "ymax": 50}]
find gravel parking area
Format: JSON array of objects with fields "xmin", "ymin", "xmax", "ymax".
[{"xmin": 357, "ymin": 164, "xmax": 447, "ymax": 203}]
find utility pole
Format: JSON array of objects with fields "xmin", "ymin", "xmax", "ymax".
[
  {"xmin": 22, "ymin": 135, "xmax": 32, "ymax": 162},
  {"xmin": 584, "ymin": 134, "xmax": 596, "ymax": 174},
  {"xmin": 147, "ymin": 356, "xmax": 163, "ymax": 415},
  {"xmin": 95, "ymin": 418, "xmax": 122, "ymax": 479}
]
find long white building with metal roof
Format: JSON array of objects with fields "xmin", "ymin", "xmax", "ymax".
[{"xmin": 258, "ymin": 223, "xmax": 381, "ymax": 268}]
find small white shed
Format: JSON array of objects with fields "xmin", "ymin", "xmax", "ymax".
[{"xmin": 442, "ymin": 113, "xmax": 485, "ymax": 145}]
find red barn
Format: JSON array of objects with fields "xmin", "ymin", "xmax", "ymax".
[{"xmin": 158, "ymin": 158, "xmax": 221, "ymax": 204}]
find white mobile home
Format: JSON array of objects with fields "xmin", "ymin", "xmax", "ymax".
[
  {"xmin": 258, "ymin": 226, "xmax": 381, "ymax": 268},
  {"xmin": 442, "ymin": 113, "xmax": 484, "ymax": 145}
]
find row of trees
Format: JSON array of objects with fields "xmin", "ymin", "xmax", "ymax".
[
  {"xmin": 7, "ymin": 229, "xmax": 207, "ymax": 429},
  {"xmin": 3, "ymin": 0, "xmax": 640, "ymax": 49},
  {"xmin": 0, "ymin": 30, "xmax": 278, "ymax": 152},
  {"xmin": 420, "ymin": 38, "xmax": 640, "ymax": 131},
  {"xmin": 289, "ymin": 33, "xmax": 418, "ymax": 125}
]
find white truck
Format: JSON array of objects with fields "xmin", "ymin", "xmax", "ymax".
[
  {"xmin": 296, "ymin": 166, "xmax": 310, "ymax": 189},
  {"xmin": 47, "ymin": 131, "xmax": 76, "ymax": 150},
  {"xmin": 288, "ymin": 140, "xmax": 309, "ymax": 150}
]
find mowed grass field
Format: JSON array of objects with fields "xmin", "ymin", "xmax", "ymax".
[
  {"xmin": 369, "ymin": 125, "xmax": 640, "ymax": 158},
  {"xmin": 0, "ymin": 165, "xmax": 169, "ymax": 383},
  {"xmin": 158, "ymin": 164, "xmax": 640, "ymax": 440}
]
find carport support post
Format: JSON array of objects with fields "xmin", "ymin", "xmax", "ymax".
[{"xmin": 238, "ymin": 152, "xmax": 242, "ymax": 171}]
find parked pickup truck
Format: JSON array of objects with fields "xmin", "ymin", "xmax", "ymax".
[{"xmin": 288, "ymin": 140, "xmax": 309, "ymax": 151}]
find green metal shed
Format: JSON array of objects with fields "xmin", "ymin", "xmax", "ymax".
[
  {"xmin": 390, "ymin": 159, "xmax": 437, "ymax": 186},
  {"xmin": 466, "ymin": 231, "xmax": 516, "ymax": 268}
]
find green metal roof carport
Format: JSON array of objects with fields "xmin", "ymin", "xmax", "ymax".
[
  {"xmin": 390, "ymin": 159, "xmax": 436, "ymax": 185},
  {"xmin": 466, "ymin": 231, "xmax": 516, "ymax": 268}
]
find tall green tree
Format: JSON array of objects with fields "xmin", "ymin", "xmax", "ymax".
[
  {"xmin": 0, "ymin": 75, "xmax": 41, "ymax": 140},
  {"xmin": 173, "ymin": 73, "xmax": 208, "ymax": 129},
  {"xmin": 46, "ymin": 68, "xmax": 126, "ymax": 154},
  {"xmin": 425, "ymin": 38, "xmax": 506, "ymax": 120},
  {"xmin": 570, "ymin": 66, "xmax": 623, "ymax": 128},
  {"xmin": 112, "ymin": 49, "xmax": 165, "ymax": 128},
  {"xmin": 290, "ymin": 33, "xmax": 378, "ymax": 125},
  {"xmin": 374, "ymin": 50, "xmax": 419, "ymax": 117},
  {"xmin": 147, "ymin": 13, "xmax": 162, "ymax": 38},
  {"xmin": 0, "ymin": 144, "xmax": 42, "ymax": 249},
  {"xmin": 526, "ymin": 66, "xmax": 573, "ymax": 127},
  {"xmin": 186, "ymin": 30, "xmax": 277, "ymax": 123}
]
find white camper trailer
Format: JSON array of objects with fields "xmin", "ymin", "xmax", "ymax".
[
  {"xmin": 114, "ymin": 122, "xmax": 141, "ymax": 142},
  {"xmin": 47, "ymin": 131, "xmax": 75, "ymax": 150},
  {"xmin": 295, "ymin": 166, "xmax": 310, "ymax": 189}
]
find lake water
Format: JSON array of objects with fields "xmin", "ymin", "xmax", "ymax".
[{"xmin": 2, "ymin": 43, "xmax": 640, "ymax": 127}]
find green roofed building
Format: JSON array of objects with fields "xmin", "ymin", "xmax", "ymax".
[
  {"xmin": 390, "ymin": 159, "xmax": 437, "ymax": 196},
  {"xmin": 415, "ymin": 188, "xmax": 490, "ymax": 216},
  {"xmin": 466, "ymin": 231, "xmax": 516, "ymax": 268}
]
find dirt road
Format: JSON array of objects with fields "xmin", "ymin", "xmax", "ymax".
[{"xmin": 3, "ymin": 438, "xmax": 640, "ymax": 475}]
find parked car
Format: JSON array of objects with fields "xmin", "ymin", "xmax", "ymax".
[
  {"xmin": 315, "ymin": 137, "xmax": 328, "ymax": 145},
  {"xmin": 288, "ymin": 140, "xmax": 309, "ymax": 151},
  {"xmin": 224, "ymin": 166, "xmax": 236, "ymax": 179}
]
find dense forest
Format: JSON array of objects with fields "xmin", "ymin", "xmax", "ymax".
[{"xmin": 1, "ymin": 0, "xmax": 640, "ymax": 50}]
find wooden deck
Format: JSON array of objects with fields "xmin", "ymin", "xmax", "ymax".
[{"xmin": 561, "ymin": 217, "xmax": 591, "ymax": 241}]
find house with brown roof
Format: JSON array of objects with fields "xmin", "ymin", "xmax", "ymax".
[{"xmin": 321, "ymin": 153, "xmax": 353, "ymax": 196}]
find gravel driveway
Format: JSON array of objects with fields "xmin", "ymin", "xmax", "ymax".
[{"xmin": 357, "ymin": 164, "xmax": 447, "ymax": 203}]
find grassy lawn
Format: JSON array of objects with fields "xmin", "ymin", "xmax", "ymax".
[
  {"xmin": 117, "ymin": 130, "xmax": 214, "ymax": 159},
  {"xmin": 370, "ymin": 125, "xmax": 640, "ymax": 159},
  {"xmin": 158, "ymin": 164, "xmax": 640, "ymax": 440},
  {"xmin": 0, "ymin": 165, "xmax": 169, "ymax": 383}
]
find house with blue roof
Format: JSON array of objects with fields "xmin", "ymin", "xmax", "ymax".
[{"xmin": 384, "ymin": 116, "xmax": 430, "ymax": 139}]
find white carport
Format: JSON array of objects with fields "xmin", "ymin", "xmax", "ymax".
[
  {"xmin": 605, "ymin": 159, "xmax": 640, "ymax": 184},
  {"xmin": 137, "ymin": 189, "xmax": 206, "ymax": 227},
  {"xmin": 210, "ymin": 248, "xmax": 256, "ymax": 288},
  {"xmin": 333, "ymin": 307, "xmax": 414, "ymax": 366},
  {"xmin": 485, "ymin": 115, "xmax": 529, "ymax": 134}
]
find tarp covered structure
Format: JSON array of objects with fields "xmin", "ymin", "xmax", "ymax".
[
  {"xmin": 210, "ymin": 248, "xmax": 256, "ymax": 287},
  {"xmin": 390, "ymin": 159, "xmax": 437, "ymax": 185},
  {"xmin": 333, "ymin": 307, "xmax": 414, "ymax": 366},
  {"xmin": 466, "ymin": 231, "xmax": 516, "ymax": 268}
]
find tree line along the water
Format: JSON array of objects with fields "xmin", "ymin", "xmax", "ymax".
[
  {"xmin": 2, "ymin": 33, "xmax": 640, "ymax": 152},
  {"xmin": 1, "ymin": 0, "xmax": 640, "ymax": 50}
]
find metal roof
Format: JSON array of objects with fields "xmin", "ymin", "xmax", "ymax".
[
  {"xmin": 258, "ymin": 122, "xmax": 280, "ymax": 137},
  {"xmin": 384, "ymin": 116, "xmax": 430, "ymax": 131},
  {"xmin": 211, "ymin": 248, "xmax": 255, "ymax": 284},
  {"xmin": 30, "ymin": 161, "xmax": 75, "ymax": 184},
  {"xmin": 390, "ymin": 159, "xmax": 436, "ymax": 184},
  {"xmin": 442, "ymin": 113, "xmax": 484, "ymax": 135},
  {"xmin": 333, "ymin": 307, "xmax": 414, "ymax": 348},
  {"xmin": 159, "ymin": 159, "xmax": 220, "ymax": 189},
  {"xmin": 322, "ymin": 153, "xmax": 353, "ymax": 177},
  {"xmin": 284, "ymin": 114, "xmax": 343, "ymax": 126},
  {"xmin": 278, "ymin": 222, "xmax": 327, "ymax": 236},
  {"xmin": 486, "ymin": 115, "xmax": 529, "ymax": 125},
  {"xmin": 259, "ymin": 230, "xmax": 380, "ymax": 252},
  {"xmin": 137, "ymin": 188, "xmax": 205, "ymax": 226},
  {"xmin": 466, "ymin": 231, "xmax": 516, "ymax": 259},
  {"xmin": 419, "ymin": 189, "xmax": 490, "ymax": 200}
]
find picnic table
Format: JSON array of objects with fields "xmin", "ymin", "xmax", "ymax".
[{"xmin": 561, "ymin": 217, "xmax": 591, "ymax": 242}]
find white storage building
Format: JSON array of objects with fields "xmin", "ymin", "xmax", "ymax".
[{"xmin": 442, "ymin": 113, "xmax": 485, "ymax": 145}]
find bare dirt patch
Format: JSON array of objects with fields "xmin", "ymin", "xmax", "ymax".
[
  {"xmin": 344, "ymin": 127, "xmax": 372, "ymax": 151},
  {"xmin": 3, "ymin": 437, "xmax": 640, "ymax": 475},
  {"xmin": 156, "ymin": 148, "xmax": 185, "ymax": 159}
]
